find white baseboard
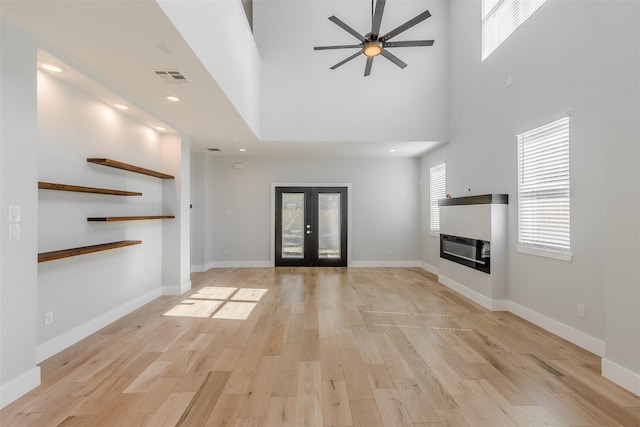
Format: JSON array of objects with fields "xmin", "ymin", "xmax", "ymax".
[
  {"xmin": 193, "ymin": 261, "xmax": 272, "ymax": 271},
  {"xmin": 0, "ymin": 366, "xmax": 40, "ymax": 409},
  {"xmin": 418, "ymin": 261, "xmax": 440, "ymax": 275},
  {"xmin": 508, "ymin": 301, "xmax": 605, "ymax": 357},
  {"xmin": 163, "ymin": 280, "xmax": 191, "ymax": 295},
  {"xmin": 36, "ymin": 287, "xmax": 162, "ymax": 363},
  {"xmin": 602, "ymin": 358, "xmax": 640, "ymax": 396},
  {"xmin": 437, "ymin": 275, "xmax": 605, "ymax": 357},
  {"xmin": 350, "ymin": 260, "xmax": 424, "ymax": 268},
  {"xmin": 438, "ymin": 274, "xmax": 496, "ymax": 311}
]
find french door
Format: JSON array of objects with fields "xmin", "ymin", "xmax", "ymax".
[{"xmin": 275, "ymin": 187, "xmax": 347, "ymax": 267}]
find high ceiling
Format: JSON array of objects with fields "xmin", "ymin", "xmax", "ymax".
[{"xmin": 1, "ymin": 0, "xmax": 447, "ymax": 157}]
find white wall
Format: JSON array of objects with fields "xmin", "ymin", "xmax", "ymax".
[
  {"xmin": 191, "ymin": 155, "xmax": 421, "ymax": 269},
  {"xmin": 421, "ymin": 0, "xmax": 640, "ymax": 394},
  {"xmin": 254, "ymin": 0, "xmax": 449, "ymax": 143},
  {"xmin": 37, "ymin": 71, "xmax": 174, "ymax": 360},
  {"xmin": 0, "ymin": 17, "xmax": 40, "ymax": 408},
  {"xmin": 157, "ymin": 0, "xmax": 261, "ymax": 137}
]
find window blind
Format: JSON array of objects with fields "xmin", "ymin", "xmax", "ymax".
[
  {"xmin": 482, "ymin": 0, "xmax": 548, "ymax": 60},
  {"xmin": 517, "ymin": 117, "xmax": 570, "ymax": 252},
  {"xmin": 430, "ymin": 163, "xmax": 446, "ymax": 232}
]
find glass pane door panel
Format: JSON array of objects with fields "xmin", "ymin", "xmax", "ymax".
[
  {"xmin": 281, "ymin": 193, "xmax": 305, "ymax": 259},
  {"xmin": 318, "ymin": 193, "xmax": 341, "ymax": 259}
]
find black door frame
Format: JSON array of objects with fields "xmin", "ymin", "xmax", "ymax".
[{"xmin": 274, "ymin": 186, "xmax": 348, "ymax": 267}]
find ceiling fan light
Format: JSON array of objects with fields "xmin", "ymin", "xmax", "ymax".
[{"xmin": 363, "ymin": 41, "xmax": 382, "ymax": 57}]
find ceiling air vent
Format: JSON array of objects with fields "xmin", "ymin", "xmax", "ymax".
[
  {"xmin": 208, "ymin": 148, "xmax": 221, "ymax": 152},
  {"xmin": 153, "ymin": 70, "xmax": 189, "ymax": 83}
]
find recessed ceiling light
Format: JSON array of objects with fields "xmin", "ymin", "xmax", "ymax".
[
  {"xmin": 239, "ymin": 148, "xmax": 246, "ymax": 152},
  {"xmin": 166, "ymin": 95, "xmax": 180, "ymax": 102},
  {"xmin": 155, "ymin": 126, "xmax": 166, "ymax": 131},
  {"xmin": 389, "ymin": 148, "xmax": 397, "ymax": 152},
  {"xmin": 114, "ymin": 104, "xmax": 129, "ymax": 110},
  {"xmin": 41, "ymin": 63, "xmax": 63, "ymax": 73}
]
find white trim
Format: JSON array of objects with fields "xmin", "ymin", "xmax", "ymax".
[
  {"xmin": 438, "ymin": 274, "xmax": 499, "ymax": 311},
  {"xmin": 271, "ymin": 183, "xmax": 353, "ymax": 267},
  {"xmin": 350, "ymin": 260, "xmax": 424, "ymax": 268},
  {"xmin": 37, "ymin": 287, "xmax": 162, "ymax": 363},
  {"xmin": 508, "ymin": 300, "xmax": 605, "ymax": 356},
  {"xmin": 418, "ymin": 261, "xmax": 440, "ymax": 275},
  {"xmin": 0, "ymin": 366, "xmax": 41, "ymax": 409},
  {"xmin": 163, "ymin": 280, "xmax": 191, "ymax": 296},
  {"xmin": 602, "ymin": 359, "xmax": 640, "ymax": 396},
  {"xmin": 437, "ymin": 275, "xmax": 605, "ymax": 356},
  {"xmin": 429, "ymin": 230, "xmax": 440, "ymax": 237},
  {"xmin": 517, "ymin": 245, "xmax": 573, "ymax": 262},
  {"xmin": 207, "ymin": 261, "xmax": 272, "ymax": 268}
]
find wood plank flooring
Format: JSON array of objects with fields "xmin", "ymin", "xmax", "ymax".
[{"xmin": 1, "ymin": 267, "xmax": 639, "ymax": 426}]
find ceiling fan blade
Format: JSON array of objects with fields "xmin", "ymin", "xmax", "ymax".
[
  {"xmin": 380, "ymin": 49, "xmax": 408, "ymax": 69},
  {"xmin": 371, "ymin": 0, "xmax": 386, "ymax": 37},
  {"xmin": 314, "ymin": 44, "xmax": 363, "ymax": 50},
  {"xmin": 384, "ymin": 40, "xmax": 434, "ymax": 48},
  {"xmin": 380, "ymin": 10, "xmax": 431, "ymax": 42},
  {"xmin": 328, "ymin": 16, "xmax": 366, "ymax": 42},
  {"xmin": 364, "ymin": 56, "xmax": 374, "ymax": 76},
  {"xmin": 330, "ymin": 51, "xmax": 363, "ymax": 70}
]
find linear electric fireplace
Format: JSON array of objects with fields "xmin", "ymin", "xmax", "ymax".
[{"xmin": 440, "ymin": 234, "xmax": 491, "ymax": 274}]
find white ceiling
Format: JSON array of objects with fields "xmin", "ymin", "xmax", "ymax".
[{"xmin": 1, "ymin": 0, "xmax": 447, "ymax": 157}]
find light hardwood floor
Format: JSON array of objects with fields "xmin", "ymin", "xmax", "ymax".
[{"xmin": 2, "ymin": 268, "xmax": 639, "ymax": 426}]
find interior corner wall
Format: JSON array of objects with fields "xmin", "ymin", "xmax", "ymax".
[
  {"xmin": 191, "ymin": 155, "xmax": 421, "ymax": 268},
  {"xmin": 190, "ymin": 153, "xmax": 205, "ymax": 270},
  {"xmin": 161, "ymin": 133, "xmax": 191, "ymax": 295},
  {"xmin": 0, "ymin": 17, "xmax": 40, "ymax": 408},
  {"xmin": 36, "ymin": 69, "xmax": 166, "ymax": 361}
]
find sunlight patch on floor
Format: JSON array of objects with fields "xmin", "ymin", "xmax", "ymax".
[
  {"xmin": 163, "ymin": 287, "xmax": 267, "ymax": 320},
  {"xmin": 212, "ymin": 302, "xmax": 257, "ymax": 320},
  {"xmin": 231, "ymin": 288, "xmax": 269, "ymax": 302},
  {"xmin": 163, "ymin": 300, "xmax": 224, "ymax": 318}
]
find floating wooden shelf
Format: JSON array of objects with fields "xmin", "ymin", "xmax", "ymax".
[
  {"xmin": 87, "ymin": 216, "xmax": 175, "ymax": 222},
  {"xmin": 38, "ymin": 240, "xmax": 141, "ymax": 263},
  {"xmin": 87, "ymin": 158, "xmax": 174, "ymax": 179},
  {"xmin": 38, "ymin": 181, "xmax": 142, "ymax": 196}
]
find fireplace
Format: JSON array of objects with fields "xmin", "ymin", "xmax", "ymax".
[{"xmin": 440, "ymin": 234, "xmax": 491, "ymax": 274}]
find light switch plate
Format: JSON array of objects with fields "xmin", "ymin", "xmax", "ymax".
[
  {"xmin": 9, "ymin": 224, "xmax": 20, "ymax": 241},
  {"xmin": 9, "ymin": 205, "xmax": 21, "ymax": 222}
]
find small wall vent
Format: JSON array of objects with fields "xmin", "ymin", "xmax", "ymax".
[
  {"xmin": 208, "ymin": 148, "xmax": 221, "ymax": 152},
  {"xmin": 153, "ymin": 70, "xmax": 189, "ymax": 83}
]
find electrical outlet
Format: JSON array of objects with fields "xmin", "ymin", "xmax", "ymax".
[
  {"xmin": 577, "ymin": 304, "xmax": 586, "ymax": 319},
  {"xmin": 44, "ymin": 311, "xmax": 54, "ymax": 326},
  {"xmin": 465, "ymin": 187, "xmax": 472, "ymax": 194}
]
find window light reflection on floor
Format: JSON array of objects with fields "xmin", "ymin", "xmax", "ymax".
[{"xmin": 162, "ymin": 287, "xmax": 267, "ymax": 320}]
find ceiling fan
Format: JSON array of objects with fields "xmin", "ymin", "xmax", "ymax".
[{"xmin": 313, "ymin": 0, "xmax": 434, "ymax": 77}]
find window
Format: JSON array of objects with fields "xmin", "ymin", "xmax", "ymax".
[
  {"xmin": 482, "ymin": 0, "xmax": 548, "ymax": 60},
  {"xmin": 430, "ymin": 163, "xmax": 446, "ymax": 233},
  {"xmin": 517, "ymin": 117, "xmax": 572, "ymax": 261}
]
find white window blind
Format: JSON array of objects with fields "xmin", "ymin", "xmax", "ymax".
[
  {"xmin": 482, "ymin": 0, "xmax": 548, "ymax": 60},
  {"xmin": 430, "ymin": 163, "xmax": 446, "ymax": 232},
  {"xmin": 517, "ymin": 117, "xmax": 570, "ymax": 254}
]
